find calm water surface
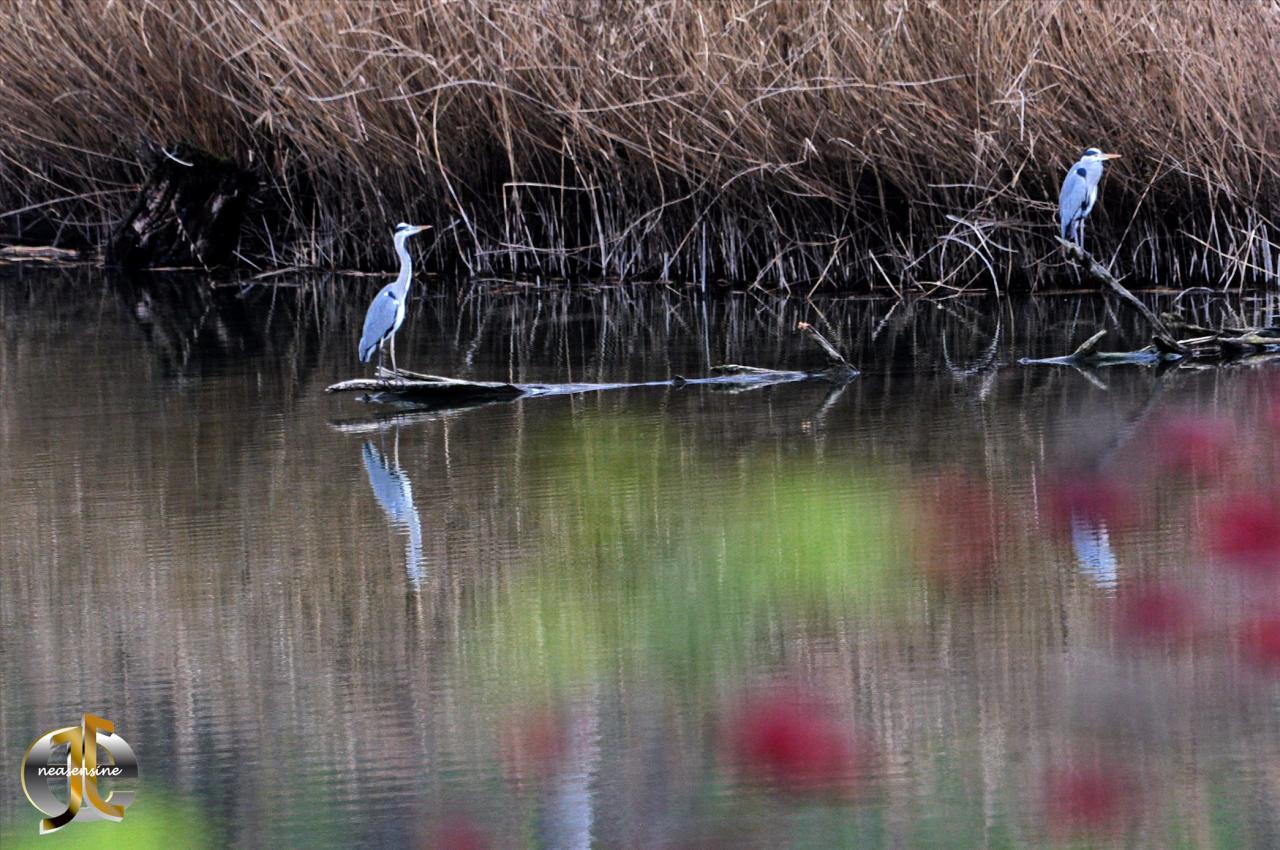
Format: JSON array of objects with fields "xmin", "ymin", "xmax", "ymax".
[{"xmin": 2, "ymin": 268, "xmax": 1278, "ymax": 848}]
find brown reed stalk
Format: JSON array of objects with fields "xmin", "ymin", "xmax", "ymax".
[{"xmin": 0, "ymin": 0, "xmax": 1276, "ymax": 290}]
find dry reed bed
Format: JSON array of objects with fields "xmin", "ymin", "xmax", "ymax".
[{"xmin": 1, "ymin": 0, "xmax": 1278, "ymax": 290}]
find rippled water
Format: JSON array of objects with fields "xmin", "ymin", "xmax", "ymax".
[{"xmin": 2, "ymin": 268, "xmax": 1278, "ymax": 848}]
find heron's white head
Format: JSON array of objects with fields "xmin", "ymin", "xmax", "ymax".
[
  {"xmin": 1081, "ymin": 147, "xmax": 1121, "ymax": 162},
  {"xmin": 394, "ymin": 222, "xmax": 431, "ymax": 237}
]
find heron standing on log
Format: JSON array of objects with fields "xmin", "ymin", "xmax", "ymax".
[
  {"xmin": 1058, "ymin": 148, "xmax": 1120, "ymax": 252},
  {"xmin": 358, "ymin": 223, "xmax": 431, "ymax": 376}
]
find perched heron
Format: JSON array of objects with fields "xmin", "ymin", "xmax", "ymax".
[
  {"xmin": 1058, "ymin": 147, "xmax": 1120, "ymax": 251},
  {"xmin": 358, "ymin": 222, "xmax": 430, "ymax": 375}
]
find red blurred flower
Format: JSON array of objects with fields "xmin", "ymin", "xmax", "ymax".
[
  {"xmin": 426, "ymin": 815, "xmax": 491, "ymax": 850},
  {"xmin": 1240, "ymin": 617, "xmax": 1280, "ymax": 672},
  {"xmin": 1267, "ymin": 399, "xmax": 1280, "ymax": 434},
  {"xmin": 1045, "ymin": 473, "xmax": 1137, "ymax": 532},
  {"xmin": 1153, "ymin": 414, "xmax": 1233, "ymax": 476},
  {"xmin": 726, "ymin": 690, "xmax": 870, "ymax": 794},
  {"xmin": 1206, "ymin": 494, "xmax": 1280, "ymax": 576},
  {"xmin": 498, "ymin": 705, "xmax": 567, "ymax": 783},
  {"xmin": 911, "ymin": 474, "xmax": 999, "ymax": 586},
  {"xmin": 1111, "ymin": 584, "xmax": 1199, "ymax": 645},
  {"xmin": 1043, "ymin": 765, "xmax": 1132, "ymax": 835}
]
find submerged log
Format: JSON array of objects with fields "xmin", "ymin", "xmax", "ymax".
[
  {"xmin": 0, "ymin": 244, "xmax": 82, "ymax": 264},
  {"xmin": 1023, "ymin": 325, "xmax": 1280, "ymax": 370},
  {"xmin": 326, "ymin": 370, "xmax": 525, "ymax": 404},
  {"xmin": 327, "ymin": 365, "xmax": 850, "ymax": 407},
  {"xmin": 1047, "ymin": 240, "xmax": 1280, "ymax": 369},
  {"xmin": 796, "ymin": 321, "xmax": 853, "ymax": 368},
  {"xmin": 108, "ymin": 143, "xmax": 256, "ymax": 269},
  {"xmin": 327, "ymin": 323, "xmax": 859, "ymax": 408},
  {"xmin": 1019, "ymin": 330, "xmax": 1167, "ymax": 367}
]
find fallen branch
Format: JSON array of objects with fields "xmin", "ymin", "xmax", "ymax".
[
  {"xmin": 1058, "ymin": 238, "xmax": 1187, "ymax": 355},
  {"xmin": 1023, "ymin": 323, "xmax": 1280, "ymax": 370},
  {"xmin": 326, "ymin": 371, "xmax": 524, "ymax": 403},
  {"xmin": 1054, "ymin": 239, "xmax": 1280, "ymax": 366},
  {"xmin": 796, "ymin": 321, "xmax": 850, "ymax": 367},
  {"xmin": 1019, "ymin": 329, "xmax": 1167, "ymax": 367},
  {"xmin": 328, "ymin": 324, "xmax": 859, "ymax": 409},
  {"xmin": 0, "ymin": 244, "xmax": 84, "ymax": 264}
]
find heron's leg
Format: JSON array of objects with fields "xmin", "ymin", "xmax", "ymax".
[
  {"xmin": 390, "ymin": 338, "xmax": 398, "ymax": 377},
  {"xmin": 1077, "ymin": 219, "xmax": 1085, "ymax": 251}
]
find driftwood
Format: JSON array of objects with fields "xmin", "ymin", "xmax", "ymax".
[
  {"xmin": 0, "ymin": 245, "xmax": 82, "ymax": 264},
  {"xmin": 1027, "ymin": 240, "xmax": 1280, "ymax": 369},
  {"xmin": 327, "ymin": 322, "xmax": 858, "ymax": 409},
  {"xmin": 1024, "ymin": 323, "xmax": 1280, "ymax": 370},
  {"xmin": 1058, "ymin": 238, "xmax": 1188, "ymax": 355},
  {"xmin": 1020, "ymin": 329, "xmax": 1168, "ymax": 368}
]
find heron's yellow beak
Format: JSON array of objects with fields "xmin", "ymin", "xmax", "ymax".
[
  {"xmin": 1100, "ymin": 153, "xmax": 1121, "ymax": 160},
  {"xmin": 410, "ymin": 224, "xmax": 431, "ymax": 234}
]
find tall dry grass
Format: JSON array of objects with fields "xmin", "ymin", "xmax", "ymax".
[{"xmin": 1, "ymin": 0, "xmax": 1278, "ymax": 290}]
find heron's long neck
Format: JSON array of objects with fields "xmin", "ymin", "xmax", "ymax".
[{"xmin": 392, "ymin": 234, "xmax": 413, "ymax": 296}]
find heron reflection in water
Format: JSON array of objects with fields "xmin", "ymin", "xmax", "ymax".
[
  {"xmin": 1070, "ymin": 515, "xmax": 1118, "ymax": 588},
  {"xmin": 361, "ymin": 438, "xmax": 424, "ymax": 586}
]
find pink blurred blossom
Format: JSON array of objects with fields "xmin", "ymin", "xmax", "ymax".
[
  {"xmin": 1045, "ymin": 473, "xmax": 1138, "ymax": 532},
  {"xmin": 498, "ymin": 705, "xmax": 568, "ymax": 784},
  {"xmin": 725, "ymin": 690, "xmax": 871, "ymax": 794},
  {"xmin": 1206, "ymin": 494, "xmax": 1280, "ymax": 576},
  {"xmin": 426, "ymin": 815, "xmax": 492, "ymax": 850},
  {"xmin": 1240, "ymin": 616, "xmax": 1280, "ymax": 673},
  {"xmin": 1111, "ymin": 584, "xmax": 1200, "ymax": 645},
  {"xmin": 1153, "ymin": 414, "xmax": 1233, "ymax": 476},
  {"xmin": 911, "ymin": 473, "xmax": 999, "ymax": 587},
  {"xmin": 1043, "ymin": 765, "xmax": 1133, "ymax": 836}
]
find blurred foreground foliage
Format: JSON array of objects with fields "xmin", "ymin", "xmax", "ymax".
[
  {"xmin": 1, "ymin": 790, "xmax": 219, "ymax": 849},
  {"xmin": 460, "ymin": 415, "xmax": 910, "ymax": 697}
]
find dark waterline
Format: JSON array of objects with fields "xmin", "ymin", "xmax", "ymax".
[{"xmin": 2, "ymin": 267, "xmax": 1279, "ymax": 848}]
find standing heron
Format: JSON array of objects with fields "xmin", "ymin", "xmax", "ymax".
[
  {"xmin": 1058, "ymin": 147, "xmax": 1120, "ymax": 251},
  {"xmin": 358, "ymin": 222, "xmax": 430, "ymax": 376}
]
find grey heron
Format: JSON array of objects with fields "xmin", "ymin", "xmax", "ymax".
[
  {"xmin": 358, "ymin": 222, "xmax": 430, "ymax": 375},
  {"xmin": 1058, "ymin": 148, "xmax": 1120, "ymax": 251}
]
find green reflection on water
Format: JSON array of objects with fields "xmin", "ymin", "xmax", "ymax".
[
  {"xmin": 0, "ymin": 790, "xmax": 220, "ymax": 849},
  {"xmin": 464, "ymin": 415, "xmax": 910, "ymax": 697}
]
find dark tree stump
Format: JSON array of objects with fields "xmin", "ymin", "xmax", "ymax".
[{"xmin": 109, "ymin": 143, "xmax": 255, "ymax": 268}]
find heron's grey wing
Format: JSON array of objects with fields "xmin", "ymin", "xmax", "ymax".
[
  {"xmin": 1058, "ymin": 167, "xmax": 1089, "ymax": 238},
  {"xmin": 1078, "ymin": 159, "xmax": 1104, "ymax": 220},
  {"xmin": 1084, "ymin": 180, "xmax": 1099, "ymax": 220},
  {"xmin": 358, "ymin": 284, "xmax": 400, "ymax": 362}
]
